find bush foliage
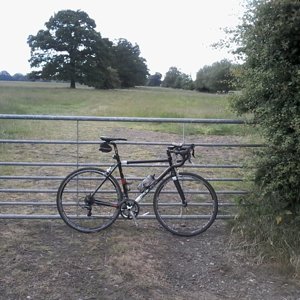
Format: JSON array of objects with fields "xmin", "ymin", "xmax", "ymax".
[
  {"xmin": 195, "ymin": 59, "xmax": 234, "ymax": 93},
  {"xmin": 231, "ymin": 0, "xmax": 300, "ymax": 268}
]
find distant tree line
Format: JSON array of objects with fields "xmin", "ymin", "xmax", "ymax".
[
  {"xmin": 1, "ymin": 58, "xmax": 237, "ymax": 93},
  {"xmin": 146, "ymin": 59, "xmax": 236, "ymax": 93},
  {"xmin": 0, "ymin": 71, "xmax": 28, "ymax": 81}
]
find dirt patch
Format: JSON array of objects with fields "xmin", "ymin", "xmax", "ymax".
[{"xmin": 0, "ymin": 219, "xmax": 300, "ymax": 300}]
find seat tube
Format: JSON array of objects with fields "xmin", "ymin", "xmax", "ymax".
[{"xmin": 113, "ymin": 143, "xmax": 129, "ymax": 198}]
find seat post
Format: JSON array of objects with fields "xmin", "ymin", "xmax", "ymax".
[{"xmin": 111, "ymin": 143, "xmax": 120, "ymax": 162}]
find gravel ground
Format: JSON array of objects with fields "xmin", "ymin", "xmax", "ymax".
[{"xmin": 0, "ymin": 219, "xmax": 300, "ymax": 300}]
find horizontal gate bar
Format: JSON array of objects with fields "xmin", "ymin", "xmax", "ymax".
[
  {"xmin": 0, "ymin": 214, "xmax": 235, "ymax": 220},
  {"xmin": 0, "ymin": 175, "xmax": 244, "ymax": 181},
  {"xmin": 0, "ymin": 114, "xmax": 246, "ymax": 124},
  {"xmin": 0, "ymin": 188, "xmax": 248, "ymax": 194},
  {"xmin": 0, "ymin": 201, "xmax": 238, "ymax": 206},
  {"xmin": 0, "ymin": 162, "xmax": 244, "ymax": 168},
  {"xmin": 0, "ymin": 139, "xmax": 263, "ymax": 148}
]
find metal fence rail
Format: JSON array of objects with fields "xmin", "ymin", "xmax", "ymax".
[
  {"xmin": 0, "ymin": 114, "xmax": 258, "ymax": 221},
  {"xmin": 0, "ymin": 114, "xmax": 246, "ymax": 123}
]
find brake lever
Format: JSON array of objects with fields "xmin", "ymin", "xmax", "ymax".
[
  {"xmin": 188, "ymin": 157, "xmax": 192, "ymax": 163},
  {"xmin": 188, "ymin": 147, "xmax": 195, "ymax": 164},
  {"xmin": 192, "ymin": 148, "xmax": 195, "ymax": 158}
]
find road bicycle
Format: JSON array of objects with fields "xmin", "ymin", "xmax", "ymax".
[{"xmin": 56, "ymin": 137, "xmax": 218, "ymax": 236}]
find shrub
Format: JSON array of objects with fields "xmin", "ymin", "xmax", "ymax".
[{"xmin": 230, "ymin": 0, "xmax": 300, "ymax": 272}]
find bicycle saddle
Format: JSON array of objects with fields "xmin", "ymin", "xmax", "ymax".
[{"xmin": 100, "ymin": 136, "xmax": 127, "ymax": 143}]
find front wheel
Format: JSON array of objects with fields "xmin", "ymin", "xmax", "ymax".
[
  {"xmin": 153, "ymin": 172, "xmax": 218, "ymax": 237},
  {"xmin": 57, "ymin": 168, "xmax": 122, "ymax": 233}
]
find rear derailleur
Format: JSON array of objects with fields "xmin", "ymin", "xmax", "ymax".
[{"xmin": 83, "ymin": 194, "xmax": 95, "ymax": 217}]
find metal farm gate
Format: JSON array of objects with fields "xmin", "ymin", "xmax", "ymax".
[{"xmin": 0, "ymin": 114, "xmax": 260, "ymax": 221}]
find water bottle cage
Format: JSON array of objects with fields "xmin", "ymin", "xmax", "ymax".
[{"xmin": 137, "ymin": 175, "xmax": 155, "ymax": 193}]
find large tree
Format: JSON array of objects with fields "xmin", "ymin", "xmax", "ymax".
[
  {"xmin": 112, "ymin": 39, "xmax": 148, "ymax": 88},
  {"xmin": 161, "ymin": 67, "xmax": 182, "ymax": 88},
  {"xmin": 28, "ymin": 10, "xmax": 109, "ymax": 88},
  {"xmin": 161, "ymin": 67, "xmax": 194, "ymax": 90},
  {"xmin": 146, "ymin": 72, "xmax": 162, "ymax": 87},
  {"xmin": 0, "ymin": 71, "xmax": 12, "ymax": 81},
  {"xmin": 195, "ymin": 60, "xmax": 234, "ymax": 93}
]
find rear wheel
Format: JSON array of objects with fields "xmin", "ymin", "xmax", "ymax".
[
  {"xmin": 57, "ymin": 168, "xmax": 122, "ymax": 233},
  {"xmin": 153, "ymin": 172, "xmax": 218, "ymax": 236}
]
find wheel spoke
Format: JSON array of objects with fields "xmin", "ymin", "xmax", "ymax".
[
  {"xmin": 57, "ymin": 168, "xmax": 122, "ymax": 233},
  {"xmin": 154, "ymin": 172, "xmax": 218, "ymax": 236}
]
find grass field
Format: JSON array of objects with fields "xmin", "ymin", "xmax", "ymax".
[
  {"xmin": 0, "ymin": 81, "xmax": 246, "ymax": 136},
  {"xmin": 0, "ymin": 81, "xmax": 232, "ymax": 117}
]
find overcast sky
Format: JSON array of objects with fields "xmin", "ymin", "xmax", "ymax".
[{"xmin": 0, "ymin": 0, "xmax": 244, "ymax": 78}]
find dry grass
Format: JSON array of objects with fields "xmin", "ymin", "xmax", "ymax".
[
  {"xmin": 2, "ymin": 219, "xmax": 300, "ymax": 300},
  {"xmin": 0, "ymin": 219, "xmax": 198, "ymax": 299}
]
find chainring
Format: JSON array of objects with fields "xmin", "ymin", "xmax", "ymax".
[{"xmin": 120, "ymin": 200, "xmax": 140, "ymax": 219}]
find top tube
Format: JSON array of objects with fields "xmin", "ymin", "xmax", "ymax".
[{"xmin": 99, "ymin": 136, "xmax": 194, "ymax": 168}]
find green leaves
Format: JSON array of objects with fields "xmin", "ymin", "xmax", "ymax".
[
  {"xmin": 112, "ymin": 39, "xmax": 149, "ymax": 88},
  {"xmin": 195, "ymin": 60, "xmax": 234, "ymax": 93},
  {"xmin": 27, "ymin": 10, "xmax": 148, "ymax": 89},
  {"xmin": 232, "ymin": 1, "xmax": 300, "ymax": 219},
  {"xmin": 161, "ymin": 67, "xmax": 194, "ymax": 90}
]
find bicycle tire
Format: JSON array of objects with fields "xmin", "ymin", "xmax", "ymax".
[
  {"xmin": 57, "ymin": 167, "xmax": 122, "ymax": 233},
  {"xmin": 153, "ymin": 172, "xmax": 218, "ymax": 237}
]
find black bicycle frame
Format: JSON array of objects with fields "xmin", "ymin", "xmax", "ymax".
[{"xmin": 92, "ymin": 143, "xmax": 187, "ymax": 207}]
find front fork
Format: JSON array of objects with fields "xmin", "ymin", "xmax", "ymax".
[
  {"xmin": 167, "ymin": 150, "xmax": 187, "ymax": 207},
  {"xmin": 171, "ymin": 171, "xmax": 187, "ymax": 207}
]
